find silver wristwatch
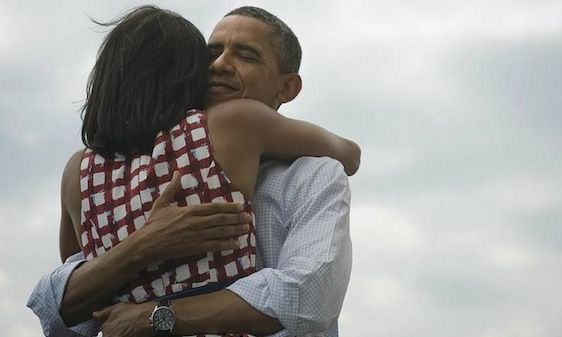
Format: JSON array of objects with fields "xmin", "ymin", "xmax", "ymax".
[{"xmin": 149, "ymin": 299, "xmax": 176, "ymax": 335}]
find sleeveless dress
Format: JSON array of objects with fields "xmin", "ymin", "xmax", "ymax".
[{"xmin": 79, "ymin": 109, "xmax": 256, "ymax": 307}]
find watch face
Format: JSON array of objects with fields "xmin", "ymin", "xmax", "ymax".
[{"xmin": 153, "ymin": 307, "xmax": 175, "ymax": 330}]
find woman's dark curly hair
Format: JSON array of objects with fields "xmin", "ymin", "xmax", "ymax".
[{"xmin": 81, "ymin": 5, "xmax": 209, "ymax": 157}]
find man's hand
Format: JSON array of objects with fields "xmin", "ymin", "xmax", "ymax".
[
  {"xmin": 134, "ymin": 170, "xmax": 252, "ymax": 263},
  {"xmin": 61, "ymin": 171, "xmax": 251, "ymax": 326},
  {"xmin": 93, "ymin": 302, "xmax": 154, "ymax": 337}
]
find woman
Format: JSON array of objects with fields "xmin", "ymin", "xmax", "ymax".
[{"xmin": 59, "ymin": 5, "xmax": 360, "ymax": 309}]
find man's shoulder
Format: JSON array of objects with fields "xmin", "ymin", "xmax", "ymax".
[
  {"xmin": 257, "ymin": 157, "xmax": 348, "ymax": 193},
  {"xmin": 292, "ymin": 156, "xmax": 344, "ymax": 170},
  {"xmin": 254, "ymin": 157, "xmax": 350, "ymax": 220},
  {"xmin": 261, "ymin": 156, "xmax": 345, "ymax": 178}
]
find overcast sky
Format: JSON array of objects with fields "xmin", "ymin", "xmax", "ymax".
[{"xmin": 1, "ymin": 1, "xmax": 561, "ymax": 336}]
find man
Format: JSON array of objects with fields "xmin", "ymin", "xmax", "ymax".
[{"xmin": 28, "ymin": 6, "xmax": 352, "ymax": 337}]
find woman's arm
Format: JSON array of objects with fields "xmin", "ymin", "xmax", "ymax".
[
  {"xmin": 258, "ymin": 114, "xmax": 361, "ymax": 176},
  {"xmin": 59, "ymin": 150, "xmax": 85, "ymax": 262},
  {"xmin": 208, "ymin": 99, "xmax": 361, "ymax": 176},
  {"xmin": 59, "ymin": 205, "xmax": 81, "ymax": 262}
]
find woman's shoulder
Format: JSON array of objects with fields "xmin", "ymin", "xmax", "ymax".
[
  {"xmin": 206, "ymin": 99, "xmax": 274, "ymax": 129},
  {"xmin": 63, "ymin": 149, "xmax": 87, "ymax": 178},
  {"xmin": 61, "ymin": 148, "xmax": 86, "ymax": 210},
  {"xmin": 208, "ymin": 99, "xmax": 271, "ymax": 117}
]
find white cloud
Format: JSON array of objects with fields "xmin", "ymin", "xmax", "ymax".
[
  {"xmin": 351, "ymin": 203, "xmax": 425, "ymax": 255},
  {"xmin": 480, "ymin": 172, "xmax": 561, "ymax": 213},
  {"xmin": 0, "ymin": 268, "xmax": 10, "ymax": 290},
  {"xmin": 325, "ymin": 0, "xmax": 562, "ymax": 40},
  {"xmin": 487, "ymin": 243, "xmax": 537, "ymax": 269}
]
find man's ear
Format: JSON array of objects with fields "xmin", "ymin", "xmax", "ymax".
[{"xmin": 277, "ymin": 73, "xmax": 302, "ymax": 104}]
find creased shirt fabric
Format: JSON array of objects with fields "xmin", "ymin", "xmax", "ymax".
[{"xmin": 27, "ymin": 157, "xmax": 352, "ymax": 337}]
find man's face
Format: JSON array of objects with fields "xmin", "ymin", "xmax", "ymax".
[{"xmin": 206, "ymin": 15, "xmax": 285, "ymax": 109}]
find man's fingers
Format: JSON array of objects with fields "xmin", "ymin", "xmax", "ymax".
[
  {"xmin": 201, "ymin": 223, "xmax": 251, "ymax": 240},
  {"xmin": 153, "ymin": 171, "xmax": 182, "ymax": 208},
  {"xmin": 187, "ymin": 202, "xmax": 245, "ymax": 216},
  {"xmin": 192, "ymin": 212, "xmax": 252, "ymax": 230},
  {"xmin": 92, "ymin": 304, "xmax": 118, "ymax": 321},
  {"xmin": 200, "ymin": 238, "xmax": 241, "ymax": 252}
]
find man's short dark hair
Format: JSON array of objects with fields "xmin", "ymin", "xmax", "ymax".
[{"xmin": 225, "ymin": 6, "xmax": 301, "ymax": 74}]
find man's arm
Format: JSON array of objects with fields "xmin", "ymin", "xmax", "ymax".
[
  {"xmin": 27, "ymin": 252, "xmax": 101, "ymax": 337},
  {"xmin": 28, "ymin": 172, "xmax": 250, "ymax": 336},
  {"xmin": 97, "ymin": 158, "xmax": 352, "ymax": 336},
  {"xmin": 172, "ymin": 158, "xmax": 351, "ymax": 335},
  {"xmin": 226, "ymin": 158, "xmax": 352, "ymax": 335},
  {"xmin": 93, "ymin": 289, "xmax": 283, "ymax": 336},
  {"xmin": 61, "ymin": 170, "xmax": 250, "ymax": 325}
]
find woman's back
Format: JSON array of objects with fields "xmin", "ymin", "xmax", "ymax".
[{"xmin": 80, "ymin": 109, "xmax": 256, "ymax": 303}]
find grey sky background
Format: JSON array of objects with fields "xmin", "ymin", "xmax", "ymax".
[{"xmin": 1, "ymin": 0, "xmax": 561, "ymax": 336}]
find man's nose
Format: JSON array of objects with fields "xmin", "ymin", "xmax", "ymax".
[{"xmin": 209, "ymin": 52, "xmax": 235, "ymax": 74}]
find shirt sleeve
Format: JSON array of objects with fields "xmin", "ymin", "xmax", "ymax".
[
  {"xmin": 27, "ymin": 252, "xmax": 102, "ymax": 337},
  {"xmin": 227, "ymin": 158, "xmax": 352, "ymax": 336}
]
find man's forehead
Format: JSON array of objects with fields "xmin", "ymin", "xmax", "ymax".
[{"xmin": 209, "ymin": 15, "xmax": 273, "ymax": 47}]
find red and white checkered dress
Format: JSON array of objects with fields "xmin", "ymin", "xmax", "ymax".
[{"xmin": 79, "ymin": 109, "xmax": 256, "ymax": 304}]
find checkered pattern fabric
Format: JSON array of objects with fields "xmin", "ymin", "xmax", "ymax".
[{"xmin": 79, "ymin": 109, "xmax": 256, "ymax": 305}]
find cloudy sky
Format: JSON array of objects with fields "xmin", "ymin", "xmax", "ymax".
[{"xmin": 1, "ymin": 0, "xmax": 561, "ymax": 336}]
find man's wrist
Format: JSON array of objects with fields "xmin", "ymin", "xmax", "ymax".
[
  {"xmin": 125, "ymin": 228, "xmax": 153, "ymax": 268},
  {"xmin": 138, "ymin": 301, "xmax": 157, "ymax": 335}
]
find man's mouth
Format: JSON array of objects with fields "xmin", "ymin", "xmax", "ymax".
[{"xmin": 207, "ymin": 81, "xmax": 238, "ymax": 94}]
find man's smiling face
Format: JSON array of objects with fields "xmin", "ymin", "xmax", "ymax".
[{"xmin": 206, "ymin": 15, "xmax": 286, "ymax": 109}]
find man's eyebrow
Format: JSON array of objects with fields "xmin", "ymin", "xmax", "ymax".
[
  {"xmin": 206, "ymin": 42, "xmax": 263, "ymax": 59},
  {"xmin": 232, "ymin": 43, "xmax": 262, "ymax": 58}
]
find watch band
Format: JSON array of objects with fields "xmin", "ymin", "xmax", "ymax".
[
  {"xmin": 156, "ymin": 329, "xmax": 171, "ymax": 337},
  {"xmin": 157, "ymin": 299, "xmax": 171, "ymax": 307},
  {"xmin": 156, "ymin": 330, "xmax": 170, "ymax": 337}
]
